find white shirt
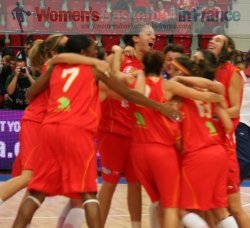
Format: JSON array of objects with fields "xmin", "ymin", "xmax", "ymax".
[{"xmin": 240, "ymin": 70, "xmax": 250, "ymax": 127}]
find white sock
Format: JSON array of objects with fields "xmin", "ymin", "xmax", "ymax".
[
  {"xmin": 0, "ymin": 199, "xmax": 3, "ymax": 205},
  {"xmin": 149, "ymin": 202, "xmax": 161, "ymax": 228},
  {"xmin": 56, "ymin": 201, "xmax": 72, "ymax": 228},
  {"xmin": 131, "ymin": 221, "xmax": 141, "ymax": 228},
  {"xmin": 182, "ymin": 213, "xmax": 209, "ymax": 228},
  {"xmin": 217, "ymin": 216, "xmax": 238, "ymax": 228},
  {"xmin": 63, "ymin": 208, "xmax": 85, "ymax": 228}
]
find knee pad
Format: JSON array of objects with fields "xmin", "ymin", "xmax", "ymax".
[
  {"xmin": 82, "ymin": 199, "xmax": 99, "ymax": 207},
  {"xmin": 27, "ymin": 195, "xmax": 42, "ymax": 208}
]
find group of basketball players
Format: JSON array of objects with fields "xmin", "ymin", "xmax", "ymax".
[{"xmin": 0, "ymin": 22, "xmax": 249, "ymax": 228}]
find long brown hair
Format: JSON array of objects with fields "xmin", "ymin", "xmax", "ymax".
[
  {"xmin": 217, "ymin": 35, "xmax": 236, "ymax": 66},
  {"xmin": 174, "ymin": 56, "xmax": 216, "ymax": 80}
]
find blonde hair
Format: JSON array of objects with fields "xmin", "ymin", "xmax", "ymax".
[
  {"xmin": 28, "ymin": 34, "xmax": 66, "ymax": 73},
  {"xmin": 28, "ymin": 39, "xmax": 45, "ymax": 72},
  {"xmin": 44, "ymin": 33, "xmax": 66, "ymax": 59}
]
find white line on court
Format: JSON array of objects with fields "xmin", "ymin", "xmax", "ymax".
[{"xmin": 0, "ymin": 214, "xmax": 150, "ymax": 220}]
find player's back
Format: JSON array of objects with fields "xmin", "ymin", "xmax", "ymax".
[
  {"xmin": 132, "ymin": 77, "xmax": 180, "ymax": 146},
  {"xmin": 180, "ymin": 98, "xmax": 222, "ymax": 152},
  {"xmin": 43, "ymin": 63, "xmax": 101, "ymax": 134}
]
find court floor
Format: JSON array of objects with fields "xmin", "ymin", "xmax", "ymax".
[{"xmin": 0, "ymin": 182, "xmax": 250, "ymax": 228}]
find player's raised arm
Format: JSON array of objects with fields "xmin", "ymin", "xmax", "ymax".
[{"xmin": 94, "ymin": 68, "xmax": 182, "ymax": 122}]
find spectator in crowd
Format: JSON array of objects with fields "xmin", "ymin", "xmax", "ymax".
[
  {"xmin": 197, "ymin": 0, "xmax": 224, "ymax": 49},
  {"xmin": 16, "ymin": 38, "xmax": 33, "ymax": 69},
  {"xmin": 0, "ymin": 38, "xmax": 5, "ymax": 58},
  {"xmin": 0, "ymin": 54, "xmax": 10, "ymax": 74},
  {"xmin": 110, "ymin": 0, "xmax": 132, "ymax": 11},
  {"xmin": 200, "ymin": 0, "xmax": 223, "ymax": 34},
  {"xmin": 152, "ymin": 0, "xmax": 177, "ymax": 34},
  {"xmin": 0, "ymin": 56, "xmax": 16, "ymax": 108},
  {"xmin": 4, "ymin": 58, "xmax": 34, "ymax": 109},
  {"xmin": 175, "ymin": 0, "xmax": 198, "ymax": 38},
  {"xmin": 131, "ymin": 0, "xmax": 152, "ymax": 13},
  {"xmin": 176, "ymin": 0, "xmax": 198, "ymax": 20},
  {"xmin": 132, "ymin": 0, "xmax": 153, "ymax": 24},
  {"xmin": 236, "ymin": 49, "xmax": 250, "ymax": 182},
  {"xmin": 0, "ymin": 54, "xmax": 11, "ymax": 107}
]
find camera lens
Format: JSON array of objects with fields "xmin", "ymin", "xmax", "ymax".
[{"xmin": 20, "ymin": 67, "xmax": 26, "ymax": 73}]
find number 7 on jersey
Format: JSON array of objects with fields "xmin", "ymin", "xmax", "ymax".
[{"xmin": 61, "ymin": 68, "xmax": 80, "ymax": 92}]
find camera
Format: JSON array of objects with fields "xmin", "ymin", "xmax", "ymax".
[{"xmin": 20, "ymin": 67, "xmax": 26, "ymax": 74}]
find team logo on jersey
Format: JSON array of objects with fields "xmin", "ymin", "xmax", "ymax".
[
  {"xmin": 55, "ymin": 97, "xmax": 70, "ymax": 112},
  {"xmin": 121, "ymin": 99, "xmax": 129, "ymax": 108},
  {"xmin": 102, "ymin": 167, "xmax": 111, "ymax": 175},
  {"xmin": 122, "ymin": 66, "xmax": 138, "ymax": 75},
  {"xmin": 102, "ymin": 167, "xmax": 120, "ymax": 176},
  {"xmin": 134, "ymin": 112, "xmax": 147, "ymax": 128}
]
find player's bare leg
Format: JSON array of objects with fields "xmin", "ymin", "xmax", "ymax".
[
  {"xmin": 228, "ymin": 192, "xmax": 250, "ymax": 228},
  {"xmin": 98, "ymin": 181, "xmax": 117, "ymax": 227},
  {"xmin": 82, "ymin": 193, "xmax": 102, "ymax": 228},
  {"xmin": 12, "ymin": 190, "xmax": 46, "ymax": 228}
]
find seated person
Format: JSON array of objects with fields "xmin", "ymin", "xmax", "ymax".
[
  {"xmin": 152, "ymin": 0, "xmax": 176, "ymax": 33},
  {"xmin": 200, "ymin": 0, "xmax": 224, "ymax": 34}
]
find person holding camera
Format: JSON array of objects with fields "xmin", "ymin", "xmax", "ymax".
[{"xmin": 4, "ymin": 58, "xmax": 35, "ymax": 109}]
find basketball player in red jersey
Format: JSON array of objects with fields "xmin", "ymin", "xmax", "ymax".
[
  {"xmin": 112, "ymin": 46, "xmax": 231, "ymax": 227},
  {"xmin": 208, "ymin": 34, "xmax": 250, "ymax": 227},
  {"xmin": 163, "ymin": 56, "xmax": 237, "ymax": 227},
  {"xmin": 0, "ymin": 34, "xmax": 68, "ymax": 205},
  {"xmin": 1, "ymin": 34, "xmax": 110, "ymax": 228},
  {"xmin": 97, "ymin": 23, "xmax": 156, "ymax": 228},
  {"xmin": 12, "ymin": 35, "xmax": 181, "ymax": 228}
]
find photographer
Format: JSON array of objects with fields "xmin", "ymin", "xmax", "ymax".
[{"xmin": 4, "ymin": 59, "xmax": 35, "ymax": 109}]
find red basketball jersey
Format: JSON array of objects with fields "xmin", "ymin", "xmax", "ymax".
[
  {"xmin": 180, "ymin": 99, "xmax": 222, "ymax": 152},
  {"xmin": 43, "ymin": 64, "xmax": 100, "ymax": 134},
  {"xmin": 98, "ymin": 56, "xmax": 143, "ymax": 137},
  {"xmin": 22, "ymin": 65, "xmax": 49, "ymax": 123},
  {"xmin": 131, "ymin": 77, "xmax": 180, "ymax": 146},
  {"xmin": 216, "ymin": 62, "xmax": 241, "ymax": 129},
  {"xmin": 133, "ymin": 0, "xmax": 151, "ymax": 8}
]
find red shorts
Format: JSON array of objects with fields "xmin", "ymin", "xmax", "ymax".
[
  {"xmin": 29, "ymin": 124, "xmax": 98, "ymax": 197},
  {"xmin": 131, "ymin": 143, "xmax": 180, "ymax": 208},
  {"xmin": 12, "ymin": 120, "xmax": 41, "ymax": 177},
  {"xmin": 226, "ymin": 147, "xmax": 240, "ymax": 194},
  {"xmin": 97, "ymin": 131, "xmax": 137, "ymax": 184},
  {"xmin": 224, "ymin": 133, "xmax": 240, "ymax": 194},
  {"xmin": 180, "ymin": 145, "xmax": 228, "ymax": 211}
]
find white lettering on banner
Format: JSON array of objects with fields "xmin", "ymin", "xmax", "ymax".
[
  {"xmin": 14, "ymin": 142, "xmax": 20, "ymax": 157},
  {"xmin": 0, "ymin": 141, "xmax": 20, "ymax": 158},
  {"xmin": 0, "ymin": 141, "xmax": 6, "ymax": 158},
  {"xmin": 0, "ymin": 121, "xmax": 6, "ymax": 132},
  {"xmin": 7, "ymin": 121, "xmax": 21, "ymax": 132}
]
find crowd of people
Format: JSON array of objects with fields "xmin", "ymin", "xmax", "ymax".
[{"xmin": 0, "ymin": 16, "xmax": 249, "ymax": 228}]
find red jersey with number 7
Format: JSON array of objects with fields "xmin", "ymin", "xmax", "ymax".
[
  {"xmin": 42, "ymin": 63, "xmax": 101, "ymax": 134},
  {"xmin": 180, "ymin": 99, "xmax": 222, "ymax": 152}
]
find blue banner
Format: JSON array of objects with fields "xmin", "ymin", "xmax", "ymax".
[
  {"xmin": 0, "ymin": 110, "xmax": 102, "ymax": 172},
  {"xmin": 0, "ymin": 110, "xmax": 23, "ymax": 170}
]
